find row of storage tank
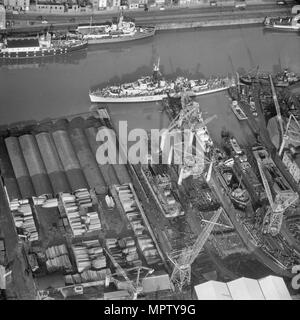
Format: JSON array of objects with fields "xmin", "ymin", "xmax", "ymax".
[{"xmin": 0, "ymin": 116, "xmax": 131, "ymax": 201}]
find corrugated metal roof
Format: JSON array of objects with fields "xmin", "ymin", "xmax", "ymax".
[
  {"xmin": 227, "ymin": 277, "xmax": 265, "ymax": 300},
  {"xmin": 142, "ymin": 273, "xmax": 171, "ymax": 293},
  {"xmin": 104, "ymin": 290, "xmax": 130, "ymax": 300},
  {"xmin": 258, "ymin": 275, "xmax": 292, "ymax": 300},
  {"xmin": 194, "ymin": 281, "xmax": 232, "ymax": 300},
  {"xmin": 194, "ymin": 276, "xmax": 292, "ymax": 300},
  {"xmin": 7, "ymin": 38, "xmax": 40, "ymax": 49}
]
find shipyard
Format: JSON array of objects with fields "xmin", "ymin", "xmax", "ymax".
[{"xmin": 0, "ymin": 0, "xmax": 300, "ymax": 302}]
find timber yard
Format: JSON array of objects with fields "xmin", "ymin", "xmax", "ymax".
[{"xmin": 1, "ymin": 2, "xmax": 300, "ymax": 302}]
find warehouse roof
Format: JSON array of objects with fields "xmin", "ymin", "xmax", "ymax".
[
  {"xmin": 227, "ymin": 277, "xmax": 265, "ymax": 300},
  {"xmin": 195, "ymin": 276, "xmax": 292, "ymax": 300},
  {"xmin": 194, "ymin": 281, "xmax": 232, "ymax": 300},
  {"xmin": 258, "ymin": 275, "xmax": 292, "ymax": 300},
  {"xmin": 142, "ymin": 273, "xmax": 172, "ymax": 293},
  {"xmin": 7, "ymin": 38, "xmax": 40, "ymax": 49}
]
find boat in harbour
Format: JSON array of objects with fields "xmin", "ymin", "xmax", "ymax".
[
  {"xmin": 89, "ymin": 59, "xmax": 236, "ymax": 103},
  {"xmin": 230, "ymin": 138, "xmax": 243, "ymax": 155},
  {"xmin": 76, "ymin": 12, "xmax": 155, "ymax": 45},
  {"xmin": 239, "ymin": 69, "xmax": 300, "ymax": 87},
  {"xmin": 231, "ymin": 100, "xmax": 248, "ymax": 121},
  {"xmin": 264, "ymin": 14, "xmax": 300, "ymax": 32},
  {"xmin": 0, "ymin": 33, "xmax": 87, "ymax": 60}
]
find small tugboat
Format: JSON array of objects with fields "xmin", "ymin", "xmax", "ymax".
[
  {"xmin": 231, "ymin": 100, "xmax": 248, "ymax": 120},
  {"xmin": 264, "ymin": 14, "xmax": 300, "ymax": 32},
  {"xmin": 76, "ymin": 12, "xmax": 155, "ymax": 44},
  {"xmin": 0, "ymin": 33, "xmax": 87, "ymax": 60},
  {"xmin": 230, "ymin": 138, "xmax": 243, "ymax": 155},
  {"xmin": 89, "ymin": 59, "xmax": 235, "ymax": 103}
]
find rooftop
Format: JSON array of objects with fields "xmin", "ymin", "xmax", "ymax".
[{"xmin": 7, "ymin": 38, "xmax": 39, "ymax": 49}]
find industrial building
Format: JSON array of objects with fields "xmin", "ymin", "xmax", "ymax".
[
  {"xmin": 194, "ymin": 276, "xmax": 292, "ymax": 300},
  {"xmin": 0, "ymin": 5, "xmax": 5, "ymax": 30}
]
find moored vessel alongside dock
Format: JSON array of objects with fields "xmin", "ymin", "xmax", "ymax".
[
  {"xmin": 231, "ymin": 100, "xmax": 248, "ymax": 121},
  {"xmin": 264, "ymin": 14, "xmax": 300, "ymax": 32},
  {"xmin": 76, "ymin": 12, "xmax": 155, "ymax": 45},
  {"xmin": 0, "ymin": 34, "xmax": 87, "ymax": 60},
  {"xmin": 89, "ymin": 60, "xmax": 235, "ymax": 103}
]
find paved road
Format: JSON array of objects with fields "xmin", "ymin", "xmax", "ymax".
[{"xmin": 7, "ymin": 3, "xmax": 293, "ymax": 24}]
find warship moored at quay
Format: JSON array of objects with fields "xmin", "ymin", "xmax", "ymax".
[{"xmin": 89, "ymin": 60, "xmax": 235, "ymax": 103}]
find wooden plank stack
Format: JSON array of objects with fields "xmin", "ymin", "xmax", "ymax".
[
  {"xmin": 11, "ymin": 202, "xmax": 39, "ymax": 241},
  {"xmin": 65, "ymin": 268, "xmax": 111, "ymax": 285},
  {"xmin": 106, "ymin": 237, "xmax": 142, "ymax": 268},
  {"xmin": 0, "ymin": 239, "xmax": 5, "ymax": 265},
  {"xmin": 45, "ymin": 244, "xmax": 73, "ymax": 273},
  {"xmin": 72, "ymin": 240, "xmax": 106, "ymax": 273},
  {"xmin": 60, "ymin": 189, "xmax": 101, "ymax": 237},
  {"xmin": 115, "ymin": 184, "xmax": 160, "ymax": 265}
]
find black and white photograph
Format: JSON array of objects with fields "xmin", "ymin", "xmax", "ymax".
[{"xmin": 0, "ymin": 0, "xmax": 300, "ymax": 304}]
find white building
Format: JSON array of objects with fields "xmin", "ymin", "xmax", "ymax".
[
  {"xmin": 98, "ymin": 0, "xmax": 107, "ymax": 9},
  {"xmin": 0, "ymin": 5, "xmax": 5, "ymax": 30},
  {"xmin": 3, "ymin": 0, "xmax": 29, "ymax": 11},
  {"xmin": 194, "ymin": 275, "xmax": 292, "ymax": 300}
]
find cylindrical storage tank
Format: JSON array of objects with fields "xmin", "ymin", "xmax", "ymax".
[
  {"xmin": 35, "ymin": 132, "xmax": 71, "ymax": 194},
  {"xmin": 19, "ymin": 134, "xmax": 53, "ymax": 196},
  {"xmin": 0, "ymin": 138, "xmax": 21, "ymax": 201},
  {"xmin": 4, "ymin": 136, "xmax": 35, "ymax": 199},
  {"xmin": 69, "ymin": 127, "xmax": 106, "ymax": 195},
  {"xmin": 85, "ymin": 126, "xmax": 119, "ymax": 186},
  {"xmin": 52, "ymin": 129, "xmax": 88, "ymax": 192}
]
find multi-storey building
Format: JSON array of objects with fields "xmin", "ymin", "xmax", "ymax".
[{"xmin": 3, "ymin": 0, "xmax": 29, "ymax": 11}]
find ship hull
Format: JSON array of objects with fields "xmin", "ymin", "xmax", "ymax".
[
  {"xmin": 89, "ymin": 85, "xmax": 230, "ymax": 103},
  {"xmin": 0, "ymin": 41, "xmax": 88, "ymax": 60},
  {"xmin": 85, "ymin": 27, "xmax": 155, "ymax": 44},
  {"xmin": 264, "ymin": 25, "xmax": 300, "ymax": 32}
]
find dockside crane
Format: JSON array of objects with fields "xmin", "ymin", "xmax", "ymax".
[
  {"xmin": 160, "ymin": 97, "xmax": 216, "ymax": 184},
  {"xmin": 269, "ymin": 74, "xmax": 285, "ymax": 145},
  {"xmin": 279, "ymin": 113, "xmax": 300, "ymax": 156},
  {"xmin": 167, "ymin": 207, "xmax": 223, "ymax": 291},
  {"xmin": 255, "ymin": 156, "xmax": 298, "ymax": 236},
  {"xmin": 104, "ymin": 248, "xmax": 154, "ymax": 300}
]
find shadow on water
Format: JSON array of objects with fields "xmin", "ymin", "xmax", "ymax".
[
  {"xmin": 0, "ymin": 49, "xmax": 88, "ymax": 69},
  {"xmin": 86, "ymin": 35, "xmax": 156, "ymax": 53}
]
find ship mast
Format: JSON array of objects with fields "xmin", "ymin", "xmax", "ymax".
[{"xmin": 153, "ymin": 57, "xmax": 161, "ymax": 82}]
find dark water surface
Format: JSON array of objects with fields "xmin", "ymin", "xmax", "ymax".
[{"xmin": 0, "ymin": 26, "xmax": 299, "ymax": 128}]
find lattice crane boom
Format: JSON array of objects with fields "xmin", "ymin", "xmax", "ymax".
[
  {"xmin": 168, "ymin": 207, "xmax": 223, "ymax": 291},
  {"xmin": 269, "ymin": 75, "xmax": 284, "ymax": 139},
  {"xmin": 255, "ymin": 154, "xmax": 298, "ymax": 235}
]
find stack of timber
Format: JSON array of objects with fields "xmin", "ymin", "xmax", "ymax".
[
  {"xmin": 11, "ymin": 201, "xmax": 38, "ymax": 241},
  {"xmin": 72, "ymin": 240, "xmax": 106, "ymax": 273},
  {"xmin": 45, "ymin": 244, "xmax": 73, "ymax": 273},
  {"xmin": 115, "ymin": 184, "xmax": 161, "ymax": 265}
]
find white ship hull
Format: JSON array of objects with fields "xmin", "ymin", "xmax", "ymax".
[{"xmin": 89, "ymin": 86, "xmax": 230, "ymax": 103}]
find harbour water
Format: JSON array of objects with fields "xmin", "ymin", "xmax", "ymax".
[{"xmin": 0, "ymin": 25, "xmax": 299, "ymax": 133}]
